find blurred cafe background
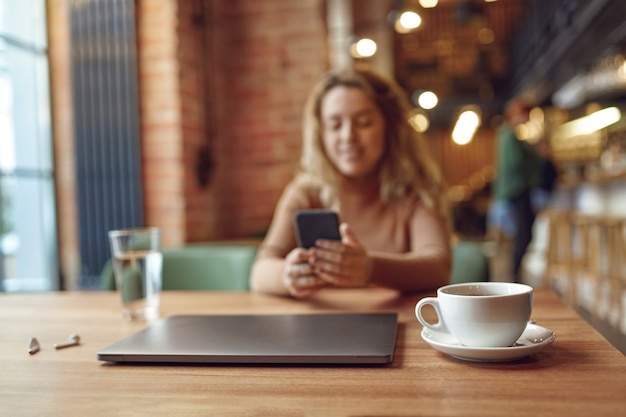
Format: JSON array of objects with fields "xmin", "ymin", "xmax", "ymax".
[{"xmin": 1, "ymin": 0, "xmax": 626, "ymax": 341}]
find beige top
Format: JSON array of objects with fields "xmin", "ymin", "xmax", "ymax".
[{"xmin": 250, "ymin": 176, "xmax": 452, "ymax": 294}]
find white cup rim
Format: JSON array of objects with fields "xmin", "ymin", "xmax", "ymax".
[{"xmin": 438, "ymin": 282, "xmax": 533, "ymax": 297}]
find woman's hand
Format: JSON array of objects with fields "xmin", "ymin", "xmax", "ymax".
[
  {"xmin": 311, "ymin": 223, "xmax": 373, "ymax": 288},
  {"xmin": 282, "ymin": 247, "xmax": 329, "ymax": 298}
]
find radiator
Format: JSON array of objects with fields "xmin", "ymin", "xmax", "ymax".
[{"xmin": 69, "ymin": 0, "xmax": 143, "ymax": 289}]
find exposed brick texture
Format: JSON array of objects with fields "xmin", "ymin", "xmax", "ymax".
[
  {"xmin": 134, "ymin": 0, "xmax": 328, "ymax": 246},
  {"xmin": 189, "ymin": 0, "xmax": 329, "ymax": 240}
]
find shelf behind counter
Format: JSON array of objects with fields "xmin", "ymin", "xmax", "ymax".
[{"xmin": 551, "ymin": 168, "xmax": 626, "ymax": 215}]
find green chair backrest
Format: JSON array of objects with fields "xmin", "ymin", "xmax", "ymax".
[
  {"xmin": 102, "ymin": 241, "xmax": 488, "ymax": 290},
  {"xmin": 450, "ymin": 241, "xmax": 491, "ymax": 284},
  {"xmin": 161, "ymin": 245, "xmax": 256, "ymax": 291},
  {"xmin": 101, "ymin": 244, "xmax": 257, "ymax": 291}
]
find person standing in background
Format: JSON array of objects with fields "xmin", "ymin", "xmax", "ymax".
[
  {"xmin": 531, "ymin": 139, "xmax": 558, "ymax": 212},
  {"xmin": 492, "ymin": 100, "xmax": 540, "ymax": 283}
]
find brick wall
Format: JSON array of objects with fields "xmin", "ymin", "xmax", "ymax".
[
  {"xmin": 177, "ymin": 0, "xmax": 214, "ymax": 243},
  {"xmin": 138, "ymin": 0, "xmax": 329, "ymax": 245},
  {"xmin": 207, "ymin": 0, "xmax": 329, "ymax": 238},
  {"xmin": 137, "ymin": 0, "xmax": 185, "ymax": 247},
  {"xmin": 137, "ymin": 0, "xmax": 329, "ymax": 245}
]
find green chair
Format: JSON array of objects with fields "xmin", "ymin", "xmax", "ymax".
[
  {"xmin": 102, "ymin": 243, "xmax": 258, "ymax": 291},
  {"xmin": 102, "ymin": 241, "xmax": 487, "ymax": 290},
  {"xmin": 450, "ymin": 241, "xmax": 491, "ymax": 284}
]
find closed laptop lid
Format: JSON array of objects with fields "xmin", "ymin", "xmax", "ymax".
[{"xmin": 97, "ymin": 313, "xmax": 398, "ymax": 365}]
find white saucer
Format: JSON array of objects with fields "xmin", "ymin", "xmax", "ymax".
[{"xmin": 421, "ymin": 323, "xmax": 556, "ymax": 362}]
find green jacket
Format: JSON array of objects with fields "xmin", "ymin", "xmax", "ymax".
[{"xmin": 492, "ymin": 124, "xmax": 540, "ymax": 201}]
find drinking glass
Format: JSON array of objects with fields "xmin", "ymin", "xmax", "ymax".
[{"xmin": 108, "ymin": 228, "xmax": 162, "ymax": 321}]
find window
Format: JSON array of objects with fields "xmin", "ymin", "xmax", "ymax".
[{"xmin": 0, "ymin": 0, "xmax": 57, "ymax": 291}]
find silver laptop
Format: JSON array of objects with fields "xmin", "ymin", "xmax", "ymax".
[{"xmin": 97, "ymin": 313, "xmax": 398, "ymax": 365}]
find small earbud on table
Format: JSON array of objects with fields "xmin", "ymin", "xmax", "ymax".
[
  {"xmin": 28, "ymin": 337, "xmax": 40, "ymax": 355},
  {"xmin": 54, "ymin": 334, "xmax": 81, "ymax": 349}
]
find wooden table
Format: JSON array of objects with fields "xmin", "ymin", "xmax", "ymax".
[{"xmin": 1, "ymin": 288, "xmax": 625, "ymax": 416}]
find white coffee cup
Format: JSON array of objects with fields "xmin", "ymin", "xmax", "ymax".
[{"xmin": 415, "ymin": 282, "xmax": 533, "ymax": 347}]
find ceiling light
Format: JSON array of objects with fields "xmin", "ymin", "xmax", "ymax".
[
  {"xmin": 556, "ymin": 107, "xmax": 621, "ymax": 138},
  {"xmin": 395, "ymin": 11, "xmax": 422, "ymax": 34},
  {"xmin": 529, "ymin": 107, "xmax": 544, "ymax": 122},
  {"xmin": 452, "ymin": 109, "xmax": 481, "ymax": 145},
  {"xmin": 350, "ymin": 38, "xmax": 377, "ymax": 58},
  {"xmin": 418, "ymin": 0, "xmax": 438, "ymax": 8},
  {"xmin": 417, "ymin": 91, "xmax": 438, "ymax": 110},
  {"xmin": 409, "ymin": 111, "xmax": 430, "ymax": 133},
  {"xmin": 516, "ymin": 107, "xmax": 545, "ymax": 143}
]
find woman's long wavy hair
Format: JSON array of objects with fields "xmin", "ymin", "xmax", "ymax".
[{"xmin": 298, "ymin": 66, "xmax": 448, "ymax": 217}]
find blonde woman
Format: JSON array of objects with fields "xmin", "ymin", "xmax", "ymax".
[{"xmin": 250, "ymin": 66, "xmax": 452, "ymax": 298}]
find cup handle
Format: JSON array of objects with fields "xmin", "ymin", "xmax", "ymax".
[{"xmin": 415, "ymin": 297, "xmax": 447, "ymax": 332}]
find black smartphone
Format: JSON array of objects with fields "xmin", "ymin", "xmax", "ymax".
[{"xmin": 294, "ymin": 210, "xmax": 341, "ymax": 249}]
